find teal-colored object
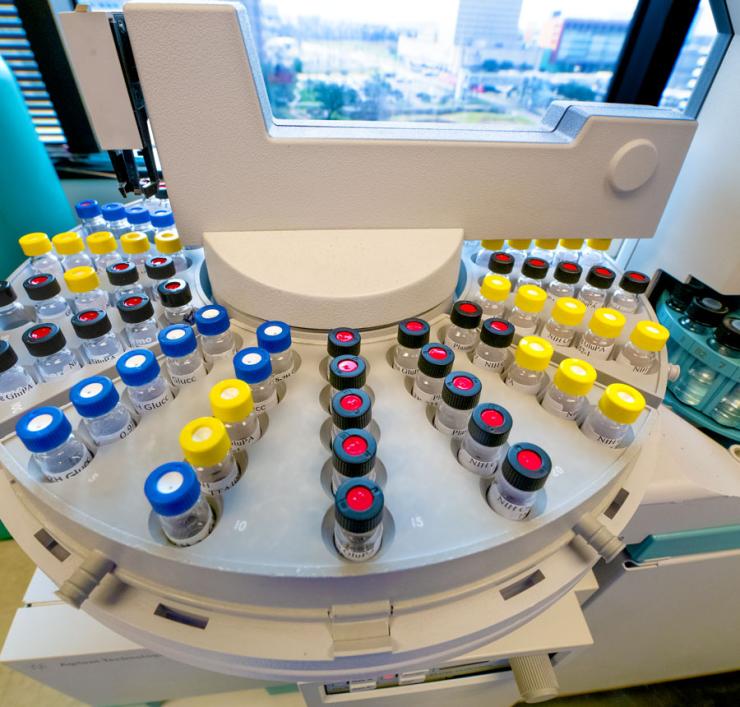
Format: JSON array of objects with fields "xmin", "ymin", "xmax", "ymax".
[
  {"xmin": 0, "ymin": 57, "xmax": 75, "ymax": 278},
  {"xmin": 626, "ymin": 524, "xmax": 740, "ymax": 563},
  {"xmin": 0, "ymin": 519, "xmax": 11, "ymax": 541}
]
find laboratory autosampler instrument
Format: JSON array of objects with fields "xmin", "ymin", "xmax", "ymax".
[{"xmin": 1, "ymin": 1, "xmax": 737, "ymax": 704}]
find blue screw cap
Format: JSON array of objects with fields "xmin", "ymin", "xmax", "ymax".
[
  {"xmin": 75, "ymin": 199, "xmax": 101, "ymax": 220},
  {"xmin": 125, "ymin": 205, "xmax": 151, "ymax": 225},
  {"xmin": 16, "ymin": 406, "xmax": 72, "ymax": 453},
  {"xmin": 70, "ymin": 375, "xmax": 120, "ymax": 418},
  {"xmin": 145, "ymin": 461, "xmax": 201, "ymax": 517},
  {"xmin": 256, "ymin": 320, "xmax": 292, "ymax": 353},
  {"xmin": 101, "ymin": 202, "xmax": 126, "ymax": 222},
  {"xmin": 233, "ymin": 346, "xmax": 272, "ymax": 384},
  {"xmin": 195, "ymin": 305, "xmax": 230, "ymax": 337},
  {"xmin": 150, "ymin": 209, "xmax": 175, "ymax": 228},
  {"xmin": 158, "ymin": 324, "xmax": 197, "ymax": 358},
  {"xmin": 116, "ymin": 348, "xmax": 161, "ymax": 387}
]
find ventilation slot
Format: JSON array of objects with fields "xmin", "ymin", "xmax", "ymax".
[
  {"xmin": 603, "ymin": 488, "xmax": 629, "ymax": 520},
  {"xmin": 500, "ymin": 569, "xmax": 545, "ymax": 600},
  {"xmin": 154, "ymin": 603, "xmax": 209, "ymax": 630},
  {"xmin": 34, "ymin": 528, "xmax": 70, "ymax": 561}
]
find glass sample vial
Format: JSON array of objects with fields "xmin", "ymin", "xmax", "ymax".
[
  {"xmin": 334, "ymin": 479, "xmax": 384, "ymax": 562},
  {"xmin": 151, "ymin": 208, "xmax": 178, "ymax": 239},
  {"xmin": 445, "ymin": 300, "xmax": 482, "ymax": 352},
  {"xmin": 157, "ymin": 278, "xmax": 195, "ymax": 324},
  {"xmin": 487, "ymin": 251, "xmax": 516, "ymax": 287},
  {"xmin": 0, "ymin": 341, "xmax": 36, "ymax": 403},
  {"xmin": 541, "ymin": 358, "xmax": 596, "ymax": 421},
  {"xmin": 505, "ymin": 336, "xmax": 553, "ymax": 395},
  {"xmin": 679, "ymin": 296, "xmax": 728, "ymax": 337},
  {"xmin": 233, "ymin": 346, "xmax": 277, "ymax": 412},
  {"xmin": 52, "ymin": 231, "xmax": 94, "ymax": 272},
  {"xmin": 581, "ymin": 383, "xmax": 646, "ymax": 448},
  {"xmin": 209, "ymin": 378, "xmax": 261, "ymax": 451},
  {"xmin": 332, "ymin": 428, "xmax": 377, "ymax": 493},
  {"xmin": 394, "ymin": 318, "xmax": 430, "ymax": 375},
  {"xmin": 547, "ymin": 261, "xmax": 582, "ymax": 302},
  {"xmin": 617, "ymin": 321, "xmax": 670, "ymax": 375},
  {"xmin": 710, "ymin": 383, "xmax": 739, "ymax": 428},
  {"xmin": 117, "ymin": 294, "xmax": 158, "ymax": 346},
  {"xmin": 100, "ymin": 202, "xmax": 131, "ymax": 239},
  {"xmin": 472, "ymin": 274, "xmax": 511, "ymax": 318},
  {"xmin": 145, "ymin": 255, "xmax": 176, "ymax": 300},
  {"xmin": 609, "ymin": 270, "xmax": 650, "ymax": 314},
  {"xmin": 116, "ymin": 349, "xmax": 173, "ymax": 415},
  {"xmin": 180, "ymin": 416, "xmax": 240, "ymax": 495},
  {"xmin": 509, "ymin": 284, "xmax": 547, "ymax": 335},
  {"xmin": 0, "ymin": 280, "xmax": 33, "ymax": 331},
  {"xmin": 70, "ymin": 375, "xmax": 135, "ymax": 446},
  {"xmin": 473, "ymin": 317, "xmax": 514, "ymax": 372},
  {"xmin": 505, "ymin": 239, "xmax": 532, "ymax": 269},
  {"xmin": 327, "ymin": 327, "xmax": 361, "ymax": 359},
  {"xmin": 473, "ymin": 239, "xmax": 505, "ymax": 268},
  {"xmin": 329, "ymin": 355, "xmax": 368, "ymax": 398},
  {"xmin": 576, "ymin": 308, "xmax": 626, "ymax": 361},
  {"xmin": 256, "ymin": 319, "xmax": 294, "ymax": 380},
  {"xmin": 458, "ymin": 403, "xmax": 512, "ymax": 477},
  {"xmin": 18, "ymin": 232, "xmax": 64, "ymax": 281},
  {"xmin": 580, "ymin": 238, "xmax": 612, "ymax": 271},
  {"xmin": 709, "ymin": 316, "xmax": 740, "ymax": 357},
  {"xmin": 154, "ymin": 231, "xmax": 188, "ymax": 272},
  {"xmin": 517, "ymin": 256, "xmax": 550, "ymax": 290},
  {"xmin": 64, "ymin": 266, "xmax": 109, "ymax": 313},
  {"xmin": 86, "ymin": 231, "xmax": 121, "ymax": 273},
  {"xmin": 22, "ymin": 273, "xmax": 70, "ymax": 324},
  {"xmin": 412, "ymin": 343, "xmax": 455, "ymax": 404},
  {"xmin": 554, "ymin": 239, "xmax": 584, "ymax": 265},
  {"xmin": 158, "ymin": 324, "xmax": 206, "ymax": 388},
  {"xmin": 120, "ymin": 231, "xmax": 152, "ymax": 276},
  {"xmin": 529, "ymin": 239, "xmax": 558, "ymax": 262},
  {"xmin": 107, "ymin": 261, "xmax": 147, "ymax": 302},
  {"xmin": 196, "ymin": 305, "xmax": 237, "ymax": 364},
  {"xmin": 434, "ymin": 371, "xmax": 482, "ymax": 437},
  {"xmin": 75, "ymin": 199, "xmax": 106, "ymax": 236},
  {"xmin": 125, "ymin": 205, "xmax": 155, "ymax": 241},
  {"xmin": 72, "ymin": 309, "xmax": 123, "ymax": 364},
  {"xmin": 487, "ymin": 443, "xmax": 552, "ymax": 520},
  {"xmin": 541, "ymin": 297, "xmax": 586, "ymax": 347},
  {"xmin": 330, "ymin": 388, "xmax": 372, "ymax": 440},
  {"xmin": 22, "ymin": 323, "xmax": 81, "ymax": 381},
  {"xmin": 579, "ymin": 265, "xmax": 616, "ymax": 309},
  {"xmin": 144, "ymin": 462, "xmax": 214, "ymax": 547}
]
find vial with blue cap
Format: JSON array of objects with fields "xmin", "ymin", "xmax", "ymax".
[
  {"xmin": 256, "ymin": 320, "xmax": 294, "ymax": 381},
  {"xmin": 116, "ymin": 349, "xmax": 173, "ymax": 415},
  {"xmin": 124, "ymin": 205, "xmax": 155, "ymax": 241},
  {"xmin": 0, "ymin": 341, "xmax": 36, "ymax": 403},
  {"xmin": 16, "ymin": 406, "xmax": 92, "ymax": 481},
  {"xmin": 70, "ymin": 376, "xmax": 135, "ymax": 446},
  {"xmin": 151, "ymin": 208, "xmax": 179, "ymax": 240},
  {"xmin": 233, "ymin": 346, "xmax": 277, "ymax": 413},
  {"xmin": 195, "ymin": 305, "xmax": 236, "ymax": 363},
  {"xmin": 331, "ymin": 428, "xmax": 377, "ymax": 494},
  {"xmin": 158, "ymin": 324, "xmax": 206, "ymax": 388},
  {"xmin": 145, "ymin": 461, "xmax": 214, "ymax": 546},
  {"xmin": 101, "ymin": 202, "xmax": 131, "ymax": 239},
  {"xmin": 75, "ymin": 199, "xmax": 106, "ymax": 236}
]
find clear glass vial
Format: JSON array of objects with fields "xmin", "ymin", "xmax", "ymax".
[
  {"xmin": 393, "ymin": 318, "xmax": 430, "ymax": 375},
  {"xmin": 209, "ymin": 378, "xmax": 261, "ymax": 451},
  {"xmin": 517, "ymin": 256, "xmax": 550, "ymax": 290},
  {"xmin": 579, "ymin": 238, "xmax": 612, "ymax": 271},
  {"xmin": 327, "ymin": 327, "xmax": 362, "ymax": 360},
  {"xmin": 473, "ymin": 239, "xmax": 505, "ymax": 268},
  {"xmin": 334, "ymin": 479, "xmax": 384, "ymax": 561},
  {"xmin": 487, "ymin": 251, "xmax": 516, "ymax": 287},
  {"xmin": 509, "ymin": 284, "xmax": 547, "ymax": 335},
  {"xmin": 151, "ymin": 208, "xmax": 178, "ymax": 240},
  {"xmin": 120, "ymin": 231, "xmax": 152, "ymax": 276},
  {"xmin": 505, "ymin": 239, "xmax": 532, "ymax": 269},
  {"xmin": 329, "ymin": 355, "xmax": 368, "ymax": 399},
  {"xmin": 472, "ymin": 274, "xmax": 511, "ymax": 318},
  {"xmin": 412, "ymin": 343, "xmax": 455, "ymax": 404},
  {"xmin": 64, "ymin": 266, "xmax": 109, "ymax": 313},
  {"xmin": 473, "ymin": 317, "xmax": 515, "ymax": 372},
  {"xmin": 0, "ymin": 280, "xmax": 33, "ymax": 331},
  {"xmin": 330, "ymin": 388, "xmax": 372, "ymax": 441},
  {"xmin": 100, "ymin": 202, "xmax": 131, "ymax": 239},
  {"xmin": 487, "ymin": 443, "xmax": 552, "ymax": 520},
  {"xmin": 616, "ymin": 321, "xmax": 670, "ymax": 374},
  {"xmin": 87, "ymin": 231, "xmax": 121, "ymax": 272},
  {"xmin": 154, "ymin": 230, "xmax": 188, "ymax": 273},
  {"xmin": 158, "ymin": 324, "xmax": 206, "ymax": 389},
  {"xmin": 256, "ymin": 319, "xmax": 294, "ymax": 380},
  {"xmin": 75, "ymin": 199, "xmax": 107, "ymax": 236},
  {"xmin": 547, "ymin": 261, "xmax": 582, "ymax": 302},
  {"xmin": 709, "ymin": 383, "xmax": 739, "ymax": 428},
  {"xmin": 116, "ymin": 348, "xmax": 173, "ymax": 415},
  {"xmin": 554, "ymin": 239, "xmax": 584, "ymax": 265},
  {"xmin": 529, "ymin": 238, "xmax": 559, "ymax": 263},
  {"xmin": 609, "ymin": 270, "xmax": 650, "ymax": 314},
  {"xmin": 70, "ymin": 375, "xmax": 135, "ymax": 447},
  {"xmin": 709, "ymin": 316, "xmax": 740, "ymax": 358},
  {"xmin": 22, "ymin": 323, "xmax": 81, "ymax": 381},
  {"xmin": 576, "ymin": 307, "xmax": 626, "ymax": 361},
  {"xmin": 125, "ymin": 205, "xmax": 155, "ymax": 242},
  {"xmin": 679, "ymin": 296, "xmax": 728, "ymax": 337},
  {"xmin": 0, "ymin": 341, "xmax": 36, "ymax": 403},
  {"xmin": 16, "ymin": 406, "xmax": 92, "ymax": 482},
  {"xmin": 579, "ymin": 265, "xmax": 616, "ymax": 309},
  {"xmin": 117, "ymin": 294, "xmax": 159, "ymax": 347},
  {"xmin": 145, "ymin": 461, "xmax": 215, "ymax": 547},
  {"xmin": 332, "ymin": 428, "xmax": 377, "ymax": 494},
  {"xmin": 145, "ymin": 255, "xmax": 176, "ymax": 301},
  {"xmin": 457, "ymin": 403, "xmax": 512, "ymax": 477},
  {"xmin": 18, "ymin": 232, "xmax": 64, "ymax": 281},
  {"xmin": 72, "ymin": 309, "xmax": 123, "ymax": 365},
  {"xmin": 106, "ymin": 261, "xmax": 147, "ymax": 301},
  {"xmin": 434, "ymin": 371, "xmax": 482, "ymax": 437},
  {"xmin": 445, "ymin": 300, "xmax": 482, "ymax": 352},
  {"xmin": 541, "ymin": 358, "xmax": 596, "ymax": 421},
  {"xmin": 180, "ymin": 416, "xmax": 241, "ymax": 496},
  {"xmin": 541, "ymin": 297, "xmax": 586, "ymax": 347},
  {"xmin": 157, "ymin": 278, "xmax": 195, "ymax": 324},
  {"xmin": 233, "ymin": 346, "xmax": 277, "ymax": 412},
  {"xmin": 22, "ymin": 273, "xmax": 70, "ymax": 324},
  {"xmin": 196, "ymin": 305, "xmax": 237, "ymax": 364},
  {"xmin": 52, "ymin": 231, "xmax": 94, "ymax": 271},
  {"xmin": 581, "ymin": 383, "xmax": 646, "ymax": 449},
  {"xmin": 505, "ymin": 335, "xmax": 553, "ymax": 395}
]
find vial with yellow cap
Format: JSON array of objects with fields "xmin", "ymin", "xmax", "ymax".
[
  {"xmin": 63, "ymin": 266, "xmax": 109, "ymax": 313},
  {"xmin": 541, "ymin": 358, "xmax": 596, "ymax": 421},
  {"xmin": 472, "ymin": 274, "xmax": 511, "ymax": 318},
  {"xmin": 180, "ymin": 416, "xmax": 240, "ymax": 495},
  {"xmin": 52, "ymin": 232, "xmax": 94, "ymax": 271},
  {"xmin": 580, "ymin": 238, "xmax": 612, "ymax": 271},
  {"xmin": 154, "ymin": 230, "xmax": 188, "ymax": 273},
  {"xmin": 18, "ymin": 232, "xmax": 64, "ymax": 280},
  {"xmin": 554, "ymin": 239, "xmax": 584, "ymax": 266},
  {"xmin": 505, "ymin": 335, "xmax": 553, "ymax": 395},
  {"xmin": 541, "ymin": 297, "xmax": 587, "ymax": 347},
  {"xmin": 87, "ymin": 231, "xmax": 121, "ymax": 273},
  {"xmin": 581, "ymin": 383, "xmax": 646, "ymax": 448},
  {"xmin": 529, "ymin": 238, "xmax": 559, "ymax": 262},
  {"xmin": 504, "ymin": 239, "xmax": 532, "ymax": 269},
  {"xmin": 120, "ymin": 232, "xmax": 151, "ymax": 275},
  {"xmin": 473, "ymin": 239, "xmax": 505, "ymax": 268},
  {"xmin": 616, "ymin": 321, "xmax": 669, "ymax": 374},
  {"xmin": 576, "ymin": 307, "xmax": 626, "ymax": 361},
  {"xmin": 509, "ymin": 284, "xmax": 547, "ymax": 335},
  {"xmin": 209, "ymin": 379, "xmax": 261, "ymax": 451}
]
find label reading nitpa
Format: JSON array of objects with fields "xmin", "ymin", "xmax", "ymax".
[
  {"xmin": 457, "ymin": 447, "xmax": 499, "ymax": 476},
  {"xmin": 472, "ymin": 353, "xmax": 505, "ymax": 371},
  {"xmin": 170, "ymin": 362, "xmax": 207, "ymax": 388},
  {"xmin": 253, "ymin": 390, "xmax": 278, "ymax": 414}
]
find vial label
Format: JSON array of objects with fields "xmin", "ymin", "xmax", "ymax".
[
  {"xmin": 457, "ymin": 447, "xmax": 499, "ymax": 476},
  {"xmin": 577, "ymin": 340, "xmax": 614, "ymax": 360},
  {"xmin": 335, "ymin": 536, "xmax": 381, "ymax": 562},
  {"xmin": 540, "ymin": 394, "xmax": 579, "ymax": 421},
  {"xmin": 170, "ymin": 513, "xmax": 215, "ymax": 547},
  {"xmin": 433, "ymin": 414, "xmax": 466, "ymax": 437},
  {"xmin": 472, "ymin": 354, "xmax": 505, "ymax": 371},
  {"xmin": 0, "ymin": 382, "xmax": 36, "ymax": 402},
  {"xmin": 201, "ymin": 467, "xmax": 240, "ymax": 495},
  {"xmin": 412, "ymin": 385, "xmax": 441, "ymax": 404},
  {"xmin": 488, "ymin": 487, "xmax": 533, "ymax": 520},
  {"xmin": 254, "ymin": 389, "xmax": 278, "ymax": 414},
  {"xmin": 93, "ymin": 418, "xmax": 136, "ymax": 446},
  {"xmin": 505, "ymin": 376, "xmax": 540, "ymax": 394},
  {"xmin": 273, "ymin": 367, "xmax": 294, "ymax": 383},
  {"xmin": 130, "ymin": 332, "xmax": 156, "ymax": 346},
  {"xmin": 170, "ymin": 362, "xmax": 207, "ymax": 388},
  {"xmin": 230, "ymin": 428, "xmax": 261, "ymax": 451},
  {"xmin": 542, "ymin": 331, "xmax": 573, "ymax": 347},
  {"xmin": 134, "ymin": 388, "xmax": 172, "ymax": 414},
  {"xmin": 44, "ymin": 449, "xmax": 93, "ymax": 483},
  {"xmin": 44, "ymin": 360, "xmax": 82, "ymax": 378},
  {"xmin": 393, "ymin": 361, "xmax": 418, "ymax": 376},
  {"xmin": 580, "ymin": 423, "xmax": 621, "ymax": 448},
  {"xmin": 87, "ymin": 350, "xmax": 118, "ymax": 365},
  {"xmin": 616, "ymin": 351, "xmax": 653, "ymax": 374},
  {"xmin": 445, "ymin": 337, "xmax": 474, "ymax": 352}
]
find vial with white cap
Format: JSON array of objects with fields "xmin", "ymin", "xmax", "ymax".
[
  {"xmin": 16, "ymin": 406, "xmax": 92, "ymax": 481},
  {"xmin": 117, "ymin": 294, "xmax": 159, "ymax": 347},
  {"xmin": 458, "ymin": 403, "xmax": 512, "ymax": 477},
  {"xmin": 233, "ymin": 346, "xmax": 277, "ymax": 412},
  {"xmin": 434, "ymin": 371, "xmax": 482, "ymax": 437},
  {"xmin": 70, "ymin": 375, "xmax": 135, "ymax": 446},
  {"xmin": 116, "ymin": 349, "xmax": 173, "ymax": 415},
  {"xmin": 609, "ymin": 271, "xmax": 650, "ymax": 314},
  {"xmin": 52, "ymin": 232, "xmax": 94, "ymax": 271},
  {"xmin": 72, "ymin": 309, "xmax": 124, "ymax": 364},
  {"xmin": 124, "ymin": 205, "xmax": 155, "ymax": 242},
  {"xmin": 18, "ymin": 232, "xmax": 64, "ymax": 281},
  {"xmin": 547, "ymin": 261, "xmax": 582, "ymax": 302},
  {"xmin": 554, "ymin": 239, "xmax": 584, "ymax": 265},
  {"xmin": 158, "ymin": 324, "xmax": 206, "ymax": 388},
  {"xmin": 505, "ymin": 336, "xmax": 553, "ymax": 395},
  {"xmin": 505, "ymin": 239, "xmax": 532, "ymax": 270},
  {"xmin": 541, "ymin": 358, "xmax": 597, "ymax": 421},
  {"xmin": 334, "ymin": 479, "xmax": 384, "ymax": 561},
  {"xmin": 106, "ymin": 261, "xmax": 147, "ymax": 301},
  {"xmin": 145, "ymin": 255, "xmax": 176, "ymax": 301},
  {"xmin": 331, "ymin": 428, "xmax": 377, "ymax": 493},
  {"xmin": 75, "ymin": 199, "xmax": 106, "ymax": 236},
  {"xmin": 330, "ymin": 388, "xmax": 372, "ymax": 441},
  {"xmin": 412, "ymin": 343, "xmax": 455, "ymax": 404},
  {"xmin": 579, "ymin": 238, "xmax": 612, "ymax": 271},
  {"xmin": 101, "ymin": 203, "xmax": 131, "ymax": 239},
  {"xmin": 23, "ymin": 273, "xmax": 70, "ymax": 324},
  {"xmin": 157, "ymin": 278, "xmax": 195, "ymax": 324},
  {"xmin": 327, "ymin": 327, "xmax": 361, "ymax": 359},
  {"xmin": 0, "ymin": 341, "xmax": 36, "ymax": 402},
  {"xmin": 509, "ymin": 284, "xmax": 547, "ymax": 335},
  {"xmin": 471, "ymin": 274, "xmax": 511, "ymax": 318},
  {"xmin": 22, "ymin": 323, "xmax": 81, "ymax": 381},
  {"xmin": 180, "ymin": 416, "xmax": 240, "ymax": 495},
  {"xmin": 87, "ymin": 231, "xmax": 121, "ymax": 273},
  {"xmin": 209, "ymin": 378, "xmax": 261, "ymax": 451},
  {"xmin": 445, "ymin": 300, "xmax": 482, "ymax": 352},
  {"xmin": 541, "ymin": 297, "xmax": 587, "ymax": 347},
  {"xmin": 394, "ymin": 318, "xmax": 430, "ymax": 375},
  {"xmin": 120, "ymin": 231, "xmax": 152, "ymax": 275},
  {"xmin": 581, "ymin": 383, "xmax": 646, "ymax": 448},
  {"xmin": 145, "ymin": 462, "xmax": 214, "ymax": 546},
  {"xmin": 617, "ymin": 321, "xmax": 670, "ymax": 374},
  {"xmin": 195, "ymin": 305, "xmax": 236, "ymax": 364},
  {"xmin": 0, "ymin": 281, "xmax": 33, "ymax": 331},
  {"xmin": 64, "ymin": 266, "xmax": 109, "ymax": 313},
  {"xmin": 487, "ymin": 443, "xmax": 552, "ymax": 520},
  {"xmin": 154, "ymin": 230, "xmax": 188, "ymax": 273},
  {"xmin": 473, "ymin": 318, "xmax": 514, "ymax": 372},
  {"xmin": 329, "ymin": 355, "xmax": 368, "ymax": 399},
  {"xmin": 576, "ymin": 308, "xmax": 626, "ymax": 361},
  {"xmin": 257, "ymin": 320, "xmax": 294, "ymax": 380},
  {"xmin": 579, "ymin": 265, "xmax": 616, "ymax": 310}
]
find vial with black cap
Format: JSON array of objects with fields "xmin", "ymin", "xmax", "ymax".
[
  {"xmin": 106, "ymin": 261, "xmax": 146, "ymax": 301},
  {"xmin": 488, "ymin": 251, "xmax": 516, "ymax": 287},
  {"xmin": 394, "ymin": 318, "xmax": 430, "ymax": 375},
  {"xmin": 445, "ymin": 300, "xmax": 482, "ymax": 352},
  {"xmin": 0, "ymin": 280, "xmax": 33, "ymax": 331},
  {"xmin": 234, "ymin": 346, "xmax": 277, "ymax": 412},
  {"xmin": 458, "ymin": 403, "xmax": 512, "ymax": 477},
  {"xmin": 678, "ymin": 296, "xmax": 728, "ymax": 337},
  {"xmin": 473, "ymin": 318, "xmax": 514, "ymax": 372},
  {"xmin": 434, "ymin": 371, "xmax": 482, "ymax": 437},
  {"xmin": 117, "ymin": 294, "xmax": 159, "ymax": 347},
  {"xmin": 72, "ymin": 309, "xmax": 123, "ymax": 364},
  {"xmin": 22, "ymin": 323, "xmax": 81, "ymax": 381},
  {"xmin": 158, "ymin": 278, "xmax": 195, "ymax": 324},
  {"xmin": 158, "ymin": 324, "xmax": 206, "ymax": 388},
  {"xmin": 329, "ymin": 354, "xmax": 368, "ymax": 399},
  {"xmin": 609, "ymin": 271, "xmax": 650, "ymax": 314},
  {"xmin": 334, "ymin": 479, "xmax": 384, "ymax": 561},
  {"xmin": 116, "ymin": 349, "xmax": 173, "ymax": 415},
  {"xmin": 330, "ymin": 388, "xmax": 372, "ymax": 441},
  {"xmin": 412, "ymin": 343, "xmax": 455, "ymax": 404},
  {"xmin": 487, "ymin": 443, "xmax": 552, "ymax": 520},
  {"xmin": 0, "ymin": 341, "xmax": 36, "ymax": 402},
  {"xmin": 257, "ymin": 320, "xmax": 294, "ymax": 380},
  {"xmin": 145, "ymin": 255, "xmax": 176, "ymax": 301},
  {"xmin": 70, "ymin": 375, "xmax": 135, "ymax": 446},
  {"xmin": 517, "ymin": 256, "xmax": 550, "ymax": 290},
  {"xmin": 331, "ymin": 428, "xmax": 377, "ymax": 493},
  {"xmin": 23, "ymin": 273, "xmax": 70, "ymax": 324},
  {"xmin": 547, "ymin": 261, "xmax": 582, "ymax": 302},
  {"xmin": 327, "ymin": 327, "xmax": 361, "ymax": 360},
  {"xmin": 579, "ymin": 265, "xmax": 616, "ymax": 310}
]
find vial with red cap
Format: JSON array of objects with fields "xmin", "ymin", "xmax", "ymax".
[
  {"xmin": 197, "ymin": 305, "xmax": 237, "ymax": 364},
  {"xmin": 547, "ymin": 261, "xmax": 582, "ymax": 302},
  {"xmin": 608, "ymin": 271, "xmax": 650, "ymax": 314},
  {"xmin": 330, "ymin": 388, "xmax": 372, "ymax": 441},
  {"xmin": 487, "ymin": 251, "xmax": 516, "ymax": 287},
  {"xmin": 579, "ymin": 266, "xmax": 616, "ymax": 310},
  {"xmin": 329, "ymin": 355, "xmax": 368, "ymax": 398},
  {"xmin": 517, "ymin": 256, "xmax": 550, "ymax": 290},
  {"xmin": 233, "ymin": 347, "xmax": 277, "ymax": 412},
  {"xmin": 434, "ymin": 371, "xmax": 482, "ymax": 436},
  {"xmin": 331, "ymin": 428, "xmax": 377, "ymax": 493},
  {"xmin": 117, "ymin": 294, "xmax": 159, "ymax": 347},
  {"xmin": 0, "ymin": 341, "xmax": 36, "ymax": 403},
  {"xmin": 22, "ymin": 323, "xmax": 81, "ymax": 381},
  {"xmin": 445, "ymin": 301, "xmax": 482, "ymax": 352},
  {"xmin": 106, "ymin": 261, "xmax": 147, "ymax": 301},
  {"xmin": 327, "ymin": 327, "xmax": 361, "ymax": 360},
  {"xmin": 412, "ymin": 343, "xmax": 455, "ymax": 404},
  {"xmin": 23, "ymin": 273, "xmax": 70, "ymax": 324},
  {"xmin": 394, "ymin": 318, "xmax": 430, "ymax": 375},
  {"xmin": 487, "ymin": 443, "xmax": 552, "ymax": 520},
  {"xmin": 157, "ymin": 278, "xmax": 195, "ymax": 324},
  {"xmin": 72, "ymin": 309, "xmax": 123, "ymax": 364},
  {"xmin": 473, "ymin": 318, "xmax": 515, "ymax": 372},
  {"xmin": 256, "ymin": 320, "xmax": 293, "ymax": 380},
  {"xmin": 334, "ymin": 479, "xmax": 384, "ymax": 561},
  {"xmin": 145, "ymin": 255, "xmax": 176, "ymax": 301},
  {"xmin": 458, "ymin": 403, "xmax": 512, "ymax": 477}
]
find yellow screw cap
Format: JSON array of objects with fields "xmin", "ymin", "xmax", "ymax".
[
  {"xmin": 120, "ymin": 231, "xmax": 150, "ymax": 254},
  {"xmin": 630, "ymin": 320, "xmax": 670, "ymax": 352},
  {"xmin": 87, "ymin": 231, "xmax": 117, "ymax": 255},
  {"xmin": 507, "ymin": 239, "xmax": 531, "ymax": 250},
  {"xmin": 586, "ymin": 238, "xmax": 611, "ymax": 251},
  {"xmin": 552, "ymin": 297, "xmax": 587, "ymax": 327},
  {"xmin": 514, "ymin": 335, "xmax": 553, "ymax": 371},
  {"xmin": 155, "ymin": 231, "xmax": 183, "ymax": 255},
  {"xmin": 52, "ymin": 231, "xmax": 84, "ymax": 255},
  {"xmin": 534, "ymin": 239, "xmax": 558, "ymax": 250},
  {"xmin": 64, "ymin": 265, "xmax": 99, "ymax": 293},
  {"xmin": 554, "ymin": 358, "xmax": 597, "ymax": 397},
  {"xmin": 559, "ymin": 239, "xmax": 584, "ymax": 250},
  {"xmin": 598, "ymin": 383, "xmax": 646, "ymax": 425},
  {"xmin": 179, "ymin": 416, "xmax": 231, "ymax": 468},
  {"xmin": 480, "ymin": 274, "xmax": 511, "ymax": 302},
  {"xmin": 19, "ymin": 232, "xmax": 52, "ymax": 256},
  {"xmin": 514, "ymin": 284, "xmax": 547, "ymax": 313},
  {"xmin": 589, "ymin": 308, "xmax": 626, "ymax": 338},
  {"xmin": 209, "ymin": 379, "xmax": 254, "ymax": 424}
]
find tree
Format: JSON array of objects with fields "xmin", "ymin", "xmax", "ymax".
[
  {"xmin": 556, "ymin": 81, "xmax": 597, "ymax": 102},
  {"xmin": 312, "ymin": 81, "xmax": 358, "ymax": 120}
]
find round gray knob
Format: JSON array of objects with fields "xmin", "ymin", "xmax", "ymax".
[
  {"xmin": 509, "ymin": 654, "xmax": 559, "ymax": 703},
  {"xmin": 608, "ymin": 139, "xmax": 658, "ymax": 192}
]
